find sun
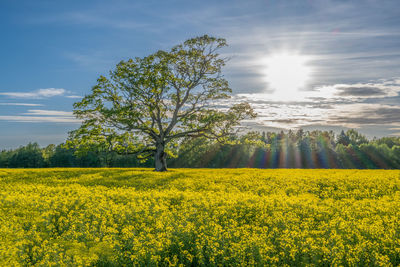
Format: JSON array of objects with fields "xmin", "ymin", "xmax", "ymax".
[{"xmin": 263, "ymin": 52, "xmax": 312, "ymax": 100}]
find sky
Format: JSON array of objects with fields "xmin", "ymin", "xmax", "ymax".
[{"xmin": 0, "ymin": 0, "xmax": 400, "ymax": 148}]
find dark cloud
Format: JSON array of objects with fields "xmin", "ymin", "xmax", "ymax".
[
  {"xmin": 268, "ymin": 119, "xmax": 300, "ymax": 124},
  {"xmin": 331, "ymin": 106, "xmax": 400, "ymax": 125},
  {"xmin": 336, "ymin": 86, "xmax": 386, "ymax": 97},
  {"xmin": 240, "ymin": 121, "xmax": 286, "ymax": 133}
]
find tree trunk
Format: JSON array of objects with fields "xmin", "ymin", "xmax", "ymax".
[{"xmin": 155, "ymin": 142, "xmax": 167, "ymax": 171}]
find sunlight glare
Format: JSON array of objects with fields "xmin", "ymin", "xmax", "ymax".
[{"xmin": 263, "ymin": 53, "xmax": 312, "ymax": 100}]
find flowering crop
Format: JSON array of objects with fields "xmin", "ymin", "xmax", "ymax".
[{"xmin": 1, "ymin": 168, "xmax": 400, "ymax": 266}]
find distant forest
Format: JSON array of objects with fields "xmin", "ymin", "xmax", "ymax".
[{"xmin": 1, "ymin": 129, "xmax": 400, "ymax": 169}]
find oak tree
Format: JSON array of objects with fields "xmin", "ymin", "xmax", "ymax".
[{"xmin": 68, "ymin": 35, "xmax": 255, "ymax": 171}]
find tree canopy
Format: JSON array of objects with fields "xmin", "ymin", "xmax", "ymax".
[{"xmin": 67, "ymin": 35, "xmax": 256, "ymax": 171}]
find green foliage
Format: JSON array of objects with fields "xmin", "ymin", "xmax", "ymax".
[
  {"xmin": 8, "ymin": 143, "xmax": 45, "ymax": 168},
  {"xmin": 1, "ymin": 168, "xmax": 400, "ymax": 265}
]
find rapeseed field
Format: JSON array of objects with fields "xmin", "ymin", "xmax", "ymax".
[{"xmin": 1, "ymin": 168, "xmax": 400, "ymax": 266}]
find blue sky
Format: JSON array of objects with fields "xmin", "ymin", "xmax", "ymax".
[{"xmin": 1, "ymin": 0, "xmax": 400, "ymax": 148}]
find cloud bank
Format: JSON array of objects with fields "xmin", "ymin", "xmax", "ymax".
[{"xmin": 228, "ymin": 77, "xmax": 400, "ymax": 136}]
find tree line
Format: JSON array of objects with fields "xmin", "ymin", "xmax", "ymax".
[{"xmin": 1, "ymin": 129, "xmax": 400, "ymax": 169}]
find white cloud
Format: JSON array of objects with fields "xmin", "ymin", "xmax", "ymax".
[
  {"xmin": 0, "ymin": 88, "xmax": 66, "ymax": 99},
  {"xmin": 0, "ymin": 103, "xmax": 43, "ymax": 106},
  {"xmin": 0, "ymin": 115, "xmax": 79, "ymax": 123},
  {"xmin": 0, "ymin": 109, "xmax": 80, "ymax": 123},
  {"xmin": 65, "ymin": 95, "xmax": 82, "ymax": 99},
  {"xmin": 23, "ymin": 110, "xmax": 74, "ymax": 116}
]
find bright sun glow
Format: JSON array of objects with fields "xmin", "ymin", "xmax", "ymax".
[{"xmin": 263, "ymin": 53, "xmax": 312, "ymax": 100}]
